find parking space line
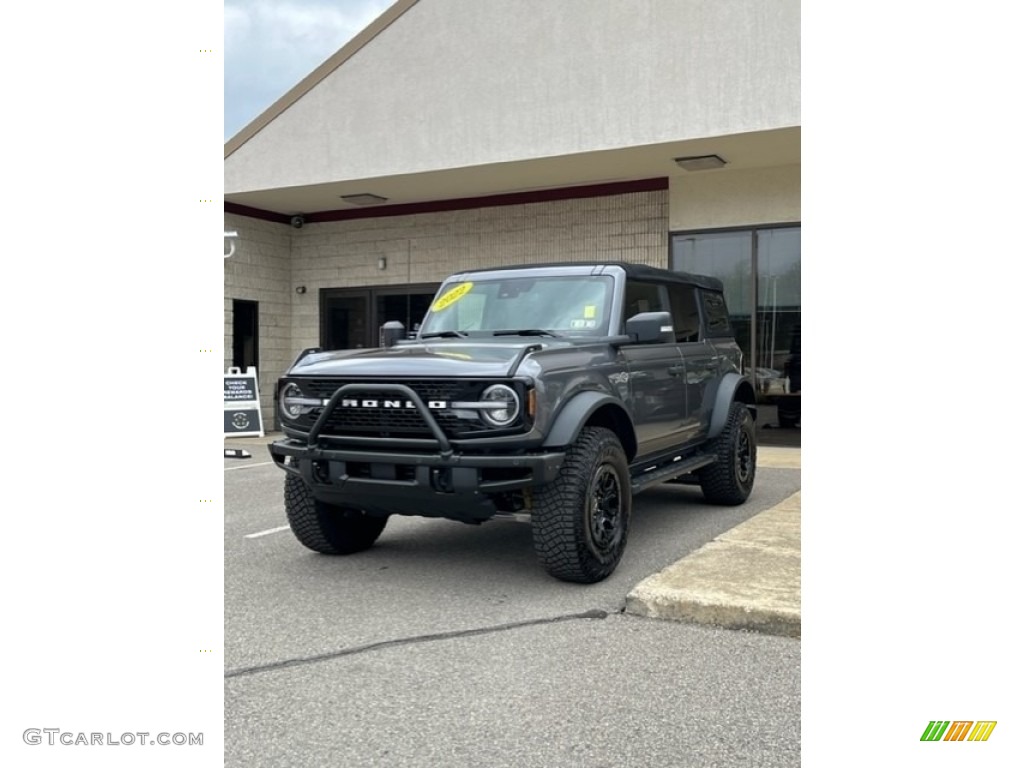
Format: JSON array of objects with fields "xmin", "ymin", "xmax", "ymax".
[
  {"xmin": 225, "ymin": 461, "xmax": 275, "ymax": 471},
  {"xmin": 244, "ymin": 525, "xmax": 291, "ymax": 539}
]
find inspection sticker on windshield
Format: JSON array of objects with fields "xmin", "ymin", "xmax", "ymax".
[
  {"xmin": 584, "ymin": 304, "xmax": 597, "ymax": 319},
  {"xmin": 432, "ymin": 282, "xmax": 473, "ymax": 311}
]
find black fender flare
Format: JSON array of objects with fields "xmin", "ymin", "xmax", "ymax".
[
  {"xmin": 542, "ymin": 391, "xmax": 637, "ymax": 459},
  {"xmin": 708, "ymin": 373, "xmax": 757, "ymax": 439}
]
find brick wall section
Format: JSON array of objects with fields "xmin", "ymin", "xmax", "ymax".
[
  {"xmin": 289, "ymin": 188, "xmax": 668, "ymax": 350},
  {"xmin": 224, "ymin": 189, "xmax": 667, "ymax": 428},
  {"xmin": 224, "ymin": 212, "xmax": 292, "ymax": 426}
]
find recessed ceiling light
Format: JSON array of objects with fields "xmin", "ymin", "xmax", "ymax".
[
  {"xmin": 674, "ymin": 154, "xmax": 727, "ymax": 171},
  {"xmin": 340, "ymin": 193, "xmax": 389, "ymax": 205}
]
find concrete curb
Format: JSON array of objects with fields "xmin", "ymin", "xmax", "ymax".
[
  {"xmin": 757, "ymin": 445, "xmax": 801, "ymax": 469},
  {"xmin": 625, "ymin": 490, "xmax": 801, "ymax": 638}
]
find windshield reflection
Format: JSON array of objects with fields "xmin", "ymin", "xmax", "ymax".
[{"xmin": 419, "ymin": 275, "xmax": 613, "ymax": 337}]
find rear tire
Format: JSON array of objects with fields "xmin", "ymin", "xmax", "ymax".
[
  {"xmin": 698, "ymin": 402, "xmax": 757, "ymax": 505},
  {"xmin": 531, "ymin": 427, "xmax": 631, "ymax": 583},
  {"xmin": 284, "ymin": 474, "xmax": 388, "ymax": 554}
]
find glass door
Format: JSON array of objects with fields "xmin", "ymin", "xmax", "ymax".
[
  {"xmin": 320, "ymin": 285, "xmax": 441, "ymax": 350},
  {"xmin": 321, "ymin": 292, "xmax": 370, "ymax": 349}
]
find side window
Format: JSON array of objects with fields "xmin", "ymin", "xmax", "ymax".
[
  {"xmin": 702, "ymin": 290, "xmax": 731, "ymax": 336},
  {"xmin": 623, "ymin": 281, "xmax": 668, "ymax": 323},
  {"xmin": 668, "ymin": 284, "xmax": 701, "ymax": 343}
]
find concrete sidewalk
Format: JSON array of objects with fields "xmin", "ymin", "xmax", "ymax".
[{"xmin": 625, "ymin": 446, "xmax": 801, "ymax": 637}]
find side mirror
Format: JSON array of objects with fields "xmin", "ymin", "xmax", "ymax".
[
  {"xmin": 625, "ymin": 311, "xmax": 674, "ymax": 344},
  {"xmin": 380, "ymin": 321, "xmax": 406, "ymax": 348}
]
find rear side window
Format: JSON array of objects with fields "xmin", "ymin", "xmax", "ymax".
[
  {"xmin": 667, "ymin": 284, "xmax": 700, "ymax": 343},
  {"xmin": 702, "ymin": 290, "xmax": 731, "ymax": 336}
]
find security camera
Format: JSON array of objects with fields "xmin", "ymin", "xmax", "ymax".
[{"xmin": 290, "ymin": 215, "xmax": 305, "ymax": 229}]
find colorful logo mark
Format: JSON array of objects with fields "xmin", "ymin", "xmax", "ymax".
[{"xmin": 920, "ymin": 721, "xmax": 996, "ymax": 742}]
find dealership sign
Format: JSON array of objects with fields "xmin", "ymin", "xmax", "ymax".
[{"xmin": 224, "ymin": 367, "xmax": 264, "ymax": 437}]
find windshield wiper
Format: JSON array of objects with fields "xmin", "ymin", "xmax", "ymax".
[
  {"xmin": 491, "ymin": 329, "xmax": 561, "ymax": 338},
  {"xmin": 419, "ymin": 330, "xmax": 468, "ymax": 339}
]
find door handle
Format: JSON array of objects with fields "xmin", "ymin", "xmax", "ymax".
[{"xmin": 668, "ymin": 364, "xmax": 685, "ymax": 376}]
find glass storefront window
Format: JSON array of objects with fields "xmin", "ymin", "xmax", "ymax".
[
  {"xmin": 756, "ymin": 228, "xmax": 801, "ymax": 395},
  {"xmin": 671, "ymin": 225, "xmax": 801, "ymax": 420}
]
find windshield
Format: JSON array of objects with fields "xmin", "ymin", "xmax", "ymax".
[{"xmin": 419, "ymin": 275, "xmax": 614, "ymax": 337}]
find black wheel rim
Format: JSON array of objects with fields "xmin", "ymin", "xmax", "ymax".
[
  {"xmin": 735, "ymin": 426, "xmax": 753, "ymax": 484},
  {"xmin": 587, "ymin": 464, "xmax": 623, "ymax": 555}
]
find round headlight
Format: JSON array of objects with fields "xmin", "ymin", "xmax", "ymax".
[
  {"xmin": 279, "ymin": 382, "xmax": 307, "ymax": 420},
  {"xmin": 480, "ymin": 384, "xmax": 520, "ymax": 426}
]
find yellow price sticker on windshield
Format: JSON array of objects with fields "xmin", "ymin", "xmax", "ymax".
[
  {"xmin": 584, "ymin": 304, "xmax": 596, "ymax": 319},
  {"xmin": 431, "ymin": 282, "xmax": 473, "ymax": 312}
]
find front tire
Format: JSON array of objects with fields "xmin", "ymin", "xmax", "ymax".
[
  {"xmin": 698, "ymin": 402, "xmax": 757, "ymax": 505},
  {"xmin": 531, "ymin": 427, "xmax": 632, "ymax": 583},
  {"xmin": 284, "ymin": 474, "xmax": 388, "ymax": 554}
]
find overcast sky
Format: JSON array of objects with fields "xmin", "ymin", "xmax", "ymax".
[{"xmin": 225, "ymin": 0, "xmax": 394, "ymax": 142}]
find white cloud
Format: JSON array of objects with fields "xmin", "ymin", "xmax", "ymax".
[{"xmin": 225, "ymin": 0, "xmax": 394, "ymax": 141}]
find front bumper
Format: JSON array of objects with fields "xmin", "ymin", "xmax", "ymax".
[
  {"xmin": 268, "ymin": 439, "xmax": 565, "ymax": 519},
  {"xmin": 272, "ymin": 380, "xmax": 564, "ymax": 519}
]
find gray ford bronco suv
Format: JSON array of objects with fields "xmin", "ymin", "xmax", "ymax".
[{"xmin": 269, "ymin": 262, "xmax": 757, "ymax": 583}]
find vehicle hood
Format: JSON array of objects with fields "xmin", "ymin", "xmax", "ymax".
[{"xmin": 289, "ymin": 340, "xmax": 555, "ymax": 378}]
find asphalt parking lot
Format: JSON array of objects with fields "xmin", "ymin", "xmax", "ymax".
[{"xmin": 225, "ymin": 436, "xmax": 801, "ymax": 767}]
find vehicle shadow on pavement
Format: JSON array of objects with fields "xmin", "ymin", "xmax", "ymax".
[{"xmin": 264, "ymin": 466, "xmax": 800, "ymax": 594}]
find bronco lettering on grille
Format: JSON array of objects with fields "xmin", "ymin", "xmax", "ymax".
[{"xmin": 339, "ymin": 398, "xmax": 448, "ymax": 410}]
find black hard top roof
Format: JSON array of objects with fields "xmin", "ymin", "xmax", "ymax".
[{"xmin": 450, "ymin": 261, "xmax": 724, "ymax": 292}]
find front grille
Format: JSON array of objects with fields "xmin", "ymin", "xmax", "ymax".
[{"xmin": 296, "ymin": 379, "xmax": 502, "ymax": 439}]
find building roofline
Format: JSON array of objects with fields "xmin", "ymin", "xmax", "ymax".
[
  {"xmin": 224, "ymin": 0, "xmax": 420, "ymax": 160},
  {"xmin": 224, "ymin": 178, "xmax": 669, "ymax": 223}
]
